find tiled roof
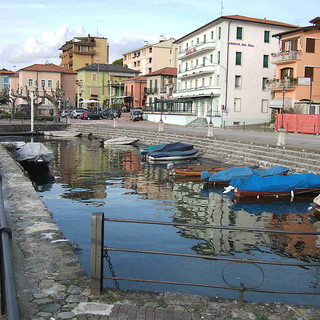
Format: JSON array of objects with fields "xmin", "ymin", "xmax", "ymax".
[
  {"xmin": 222, "ymin": 15, "xmax": 298, "ymax": 28},
  {"xmin": 20, "ymin": 64, "xmax": 77, "ymax": 74},
  {"xmin": 77, "ymin": 63, "xmax": 138, "ymax": 74},
  {"xmin": 175, "ymin": 15, "xmax": 298, "ymax": 43},
  {"xmin": 122, "ymin": 75, "xmax": 147, "ymax": 82},
  {"xmin": 146, "ymin": 67, "xmax": 177, "ymax": 77},
  {"xmin": 0, "ymin": 70, "xmax": 14, "ymax": 75}
]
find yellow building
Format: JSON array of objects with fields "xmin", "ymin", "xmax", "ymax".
[{"xmin": 59, "ymin": 34, "xmax": 109, "ymax": 71}]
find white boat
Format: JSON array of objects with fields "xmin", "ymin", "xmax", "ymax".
[
  {"xmin": 101, "ymin": 136, "xmax": 139, "ymax": 145},
  {"xmin": 43, "ymin": 131, "xmax": 82, "ymax": 137},
  {"xmin": 16, "ymin": 142, "xmax": 54, "ymax": 165}
]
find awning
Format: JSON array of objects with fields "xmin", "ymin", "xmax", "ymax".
[
  {"xmin": 82, "ymin": 99, "xmax": 98, "ymax": 103},
  {"xmin": 269, "ymin": 98, "xmax": 292, "ymax": 109}
]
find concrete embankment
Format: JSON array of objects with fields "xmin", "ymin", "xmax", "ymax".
[{"xmin": 1, "ymin": 136, "xmax": 320, "ymax": 319}]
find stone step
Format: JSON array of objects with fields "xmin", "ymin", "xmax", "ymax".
[{"xmin": 70, "ymin": 125, "xmax": 320, "ymax": 174}]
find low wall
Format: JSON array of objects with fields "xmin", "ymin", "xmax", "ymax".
[
  {"xmin": 276, "ymin": 114, "xmax": 320, "ymax": 134},
  {"xmin": 0, "ymin": 123, "xmax": 69, "ymax": 134}
]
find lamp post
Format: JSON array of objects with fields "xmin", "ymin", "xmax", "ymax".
[
  {"xmin": 277, "ymin": 86, "xmax": 286, "ymax": 146},
  {"xmin": 30, "ymin": 90, "xmax": 34, "ymax": 133},
  {"xmin": 207, "ymin": 92, "xmax": 214, "ymax": 137},
  {"xmin": 96, "ymin": 60, "xmax": 100, "ymax": 114},
  {"xmin": 158, "ymin": 95, "xmax": 164, "ymax": 132}
]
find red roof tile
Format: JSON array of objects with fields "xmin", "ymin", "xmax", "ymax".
[
  {"xmin": 123, "ymin": 75, "xmax": 147, "ymax": 82},
  {"xmin": 146, "ymin": 67, "xmax": 177, "ymax": 77},
  {"xmin": 20, "ymin": 64, "xmax": 76, "ymax": 74}
]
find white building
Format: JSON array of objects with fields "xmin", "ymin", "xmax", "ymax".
[{"xmin": 173, "ymin": 15, "xmax": 298, "ymax": 126}]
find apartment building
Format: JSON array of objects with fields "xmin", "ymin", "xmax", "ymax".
[
  {"xmin": 145, "ymin": 67, "xmax": 177, "ymax": 107},
  {"xmin": 10, "ymin": 63, "xmax": 77, "ymax": 108},
  {"xmin": 173, "ymin": 15, "xmax": 297, "ymax": 126},
  {"xmin": 123, "ymin": 37, "xmax": 178, "ymax": 75},
  {"xmin": 123, "ymin": 75, "xmax": 147, "ymax": 108},
  {"xmin": 77, "ymin": 64, "xmax": 139, "ymax": 109},
  {"xmin": 59, "ymin": 35, "xmax": 109, "ymax": 71},
  {"xmin": 269, "ymin": 17, "xmax": 320, "ymax": 114},
  {"xmin": 0, "ymin": 70, "xmax": 14, "ymax": 90}
]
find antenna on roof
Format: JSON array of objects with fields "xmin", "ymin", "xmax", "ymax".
[{"xmin": 221, "ymin": 1, "xmax": 224, "ymax": 16}]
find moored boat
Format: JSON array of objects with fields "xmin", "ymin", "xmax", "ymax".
[
  {"xmin": 15, "ymin": 142, "xmax": 54, "ymax": 170},
  {"xmin": 144, "ymin": 142, "xmax": 199, "ymax": 161},
  {"xmin": 232, "ymin": 173, "xmax": 320, "ymax": 198},
  {"xmin": 201, "ymin": 166, "xmax": 290, "ymax": 185},
  {"xmin": 101, "ymin": 136, "xmax": 139, "ymax": 145}
]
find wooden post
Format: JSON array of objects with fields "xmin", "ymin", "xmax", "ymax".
[{"xmin": 91, "ymin": 212, "xmax": 104, "ymax": 295}]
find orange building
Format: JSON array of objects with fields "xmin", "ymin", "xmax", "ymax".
[
  {"xmin": 270, "ymin": 17, "xmax": 320, "ymax": 114},
  {"xmin": 123, "ymin": 75, "xmax": 147, "ymax": 108}
]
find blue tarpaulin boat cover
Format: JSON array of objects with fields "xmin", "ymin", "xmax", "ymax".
[
  {"xmin": 149, "ymin": 142, "xmax": 194, "ymax": 154},
  {"xmin": 231, "ymin": 173, "xmax": 320, "ymax": 192},
  {"xmin": 201, "ymin": 166, "xmax": 289, "ymax": 181}
]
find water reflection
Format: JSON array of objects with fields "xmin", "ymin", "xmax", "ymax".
[{"xmin": 34, "ymin": 137, "xmax": 320, "ymax": 305}]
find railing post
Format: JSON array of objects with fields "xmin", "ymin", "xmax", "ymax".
[{"xmin": 91, "ymin": 212, "xmax": 104, "ymax": 295}]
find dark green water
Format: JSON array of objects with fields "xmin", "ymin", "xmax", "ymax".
[{"xmin": 30, "ymin": 137, "xmax": 320, "ymax": 306}]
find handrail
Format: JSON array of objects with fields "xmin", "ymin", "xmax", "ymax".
[
  {"xmin": 0, "ymin": 175, "xmax": 19, "ymax": 319},
  {"xmin": 91, "ymin": 213, "xmax": 320, "ymax": 303}
]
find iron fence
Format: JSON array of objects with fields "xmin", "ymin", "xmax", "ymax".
[
  {"xmin": 0, "ymin": 175, "xmax": 19, "ymax": 319},
  {"xmin": 91, "ymin": 212, "xmax": 320, "ymax": 303}
]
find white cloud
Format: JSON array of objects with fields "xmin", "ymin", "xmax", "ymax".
[{"xmin": 1, "ymin": 24, "xmax": 86, "ymax": 69}]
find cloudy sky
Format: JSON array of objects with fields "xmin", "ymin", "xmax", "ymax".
[{"xmin": 0, "ymin": 0, "xmax": 317, "ymax": 71}]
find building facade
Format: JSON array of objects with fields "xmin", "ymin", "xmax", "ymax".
[
  {"xmin": 123, "ymin": 37, "xmax": 178, "ymax": 75},
  {"xmin": 10, "ymin": 63, "xmax": 77, "ymax": 109},
  {"xmin": 173, "ymin": 15, "xmax": 297, "ymax": 126},
  {"xmin": 76, "ymin": 64, "xmax": 139, "ymax": 110},
  {"xmin": 123, "ymin": 75, "xmax": 147, "ymax": 108},
  {"xmin": 269, "ymin": 17, "xmax": 320, "ymax": 114},
  {"xmin": 59, "ymin": 35, "xmax": 109, "ymax": 71},
  {"xmin": 0, "ymin": 70, "xmax": 14, "ymax": 90}
]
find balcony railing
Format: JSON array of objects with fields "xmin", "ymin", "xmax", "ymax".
[
  {"xmin": 146, "ymin": 87, "xmax": 159, "ymax": 94},
  {"xmin": 266, "ymin": 78, "xmax": 297, "ymax": 90},
  {"xmin": 271, "ymin": 51, "xmax": 301, "ymax": 63},
  {"xmin": 179, "ymin": 64, "xmax": 215, "ymax": 79},
  {"xmin": 178, "ymin": 41, "xmax": 216, "ymax": 60}
]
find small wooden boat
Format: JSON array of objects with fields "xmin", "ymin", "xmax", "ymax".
[
  {"xmin": 169, "ymin": 165, "xmax": 231, "ymax": 177},
  {"xmin": 101, "ymin": 136, "xmax": 139, "ymax": 145},
  {"xmin": 233, "ymin": 173, "xmax": 320, "ymax": 198},
  {"xmin": 43, "ymin": 131, "xmax": 82, "ymax": 137}
]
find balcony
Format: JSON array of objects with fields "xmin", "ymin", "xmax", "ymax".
[
  {"xmin": 266, "ymin": 78, "xmax": 297, "ymax": 91},
  {"xmin": 178, "ymin": 41, "xmax": 216, "ymax": 60},
  {"xmin": 74, "ymin": 49, "xmax": 96, "ymax": 55},
  {"xmin": 178, "ymin": 64, "xmax": 215, "ymax": 79},
  {"xmin": 146, "ymin": 87, "xmax": 159, "ymax": 94},
  {"xmin": 271, "ymin": 51, "xmax": 301, "ymax": 64}
]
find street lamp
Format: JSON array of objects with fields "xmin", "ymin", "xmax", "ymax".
[
  {"xmin": 207, "ymin": 92, "xmax": 214, "ymax": 137},
  {"xmin": 159, "ymin": 95, "xmax": 164, "ymax": 132},
  {"xmin": 280, "ymin": 87, "xmax": 286, "ymax": 129},
  {"xmin": 96, "ymin": 60, "xmax": 100, "ymax": 114}
]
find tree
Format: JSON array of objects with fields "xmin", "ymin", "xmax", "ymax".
[
  {"xmin": 10, "ymin": 81, "xmax": 64, "ymax": 122},
  {"xmin": 112, "ymin": 58, "xmax": 123, "ymax": 66}
]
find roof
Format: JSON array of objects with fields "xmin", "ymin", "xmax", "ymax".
[
  {"xmin": 273, "ymin": 21, "xmax": 320, "ymax": 38},
  {"xmin": 122, "ymin": 38, "xmax": 176, "ymax": 55},
  {"xmin": 146, "ymin": 67, "xmax": 177, "ymax": 77},
  {"xmin": 175, "ymin": 15, "xmax": 298, "ymax": 43},
  {"xmin": 0, "ymin": 70, "xmax": 14, "ymax": 75},
  {"xmin": 77, "ymin": 63, "xmax": 138, "ymax": 74},
  {"xmin": 19, "ymin": 64, "xmax": 77, "ymax": 74},
  {"xmin": 122, "ymin": 75, "xmax": 147, "ymax": 82}
]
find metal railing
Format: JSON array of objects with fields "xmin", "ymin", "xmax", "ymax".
[
  {"xmin": 0, "ymin": 176, "xmax": 19, "ymax": 319},
  {"xmin": 91, "ymin": 212, "xmax": 320, "ymax": 303}
]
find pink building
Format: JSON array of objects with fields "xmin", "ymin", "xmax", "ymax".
[
  {"xmin": 10, "ymin": 63, "xmax": 77, "ymax": 109},
  {"xmin": 123, "ymin": 75, "xmax": 147, "ymax": 108}
]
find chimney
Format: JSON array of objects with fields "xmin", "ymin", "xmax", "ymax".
[{"xmin": 159, "ymin": 35, "xmax": 166, "ymax": 42}]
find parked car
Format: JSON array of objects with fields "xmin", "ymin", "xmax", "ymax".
[
  {"xmin": 80, "ymin": 112, "xmax": 102, "ymax": 120},
  {"xmin": 130, "ymin": 110, "xmax": 143, "ymax": 121},
  {"xmin": 102, "ymin": 109, "xmax": 121, "ymax": 119},
  {"xmin": 72, "ymin": 109, "xmax": 88, "ymax": 118},
  {"xmin": 60, "ymin": 110, "xmax": 70, "ymax": 118}
]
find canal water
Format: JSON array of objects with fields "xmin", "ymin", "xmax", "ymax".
[{"xmin": 30, "ymin": 136, "xmax": 320, "ymax": 306}]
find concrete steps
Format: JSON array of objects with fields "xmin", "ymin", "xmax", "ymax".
[{"xmin": 69, "ymin": 124, "xmax": 320, "ymax": 174}]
